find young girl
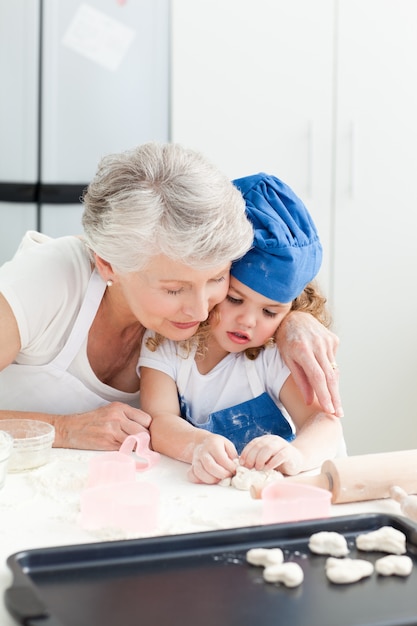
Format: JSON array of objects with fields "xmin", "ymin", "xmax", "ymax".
[{"xmin": 138, "ymin": 173, "xmax": 345, "ymax": 484}]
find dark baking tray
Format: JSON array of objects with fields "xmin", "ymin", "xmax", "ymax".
[{"xmin": 5, "ymin": 513, "xmax": 417, "ymax": 626}]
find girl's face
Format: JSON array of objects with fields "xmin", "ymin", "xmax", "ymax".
[
  {"xmin": 117, "ymin": 254, "xmax": 231, "ymax": 340},
  {"xmin": 210, "ymin": 277, "xmax": 292, "ymax": 353}
]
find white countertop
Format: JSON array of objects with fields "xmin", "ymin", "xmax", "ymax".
[{"xmin": 0, "ymin": 449, "xmax": 404, "ymax": 626}]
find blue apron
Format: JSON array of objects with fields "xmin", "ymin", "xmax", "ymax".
[{"xmin": 178, "ymin": 355, "xmax": 294, "ymax": 455}]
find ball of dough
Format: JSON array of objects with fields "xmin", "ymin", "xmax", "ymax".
[
  {"xmin": 263, "ymin": 562, "xmax": 304, "ymax": 587},
  {"xmin": 325, "ymin": 557, "xmax": 374, "ymax": 584},
  {"xmin": 375, "ymin": 554, "xmax": 413, "ymax": 577},
  {"xmin": 356, "ymin": 526, "xmax": 406, "ymax": 555},
  {"xmin": 246, "ymin": 547, "xmax": 284, "ymax": 567},
  {"xmin": 308, "ymin": 531, "xmax": 349, "ymax": 557},
  {"xmin": 246, "ymin": 548, "xmax": 271, "ymax": 566}
]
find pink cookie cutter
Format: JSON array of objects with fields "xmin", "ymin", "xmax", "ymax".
[
  {"xmin": 86, "ymin": 432, "xmax": 160, "ymax": 488},
  {"xmin": 261, "ymin": 481, "xmax": 331, "ymax": 524},
  {"xmin": 80, "ymin": 481, "xmax": 159, "ymax": 533},
  {"xmin": 80, "ymin": 433, "xmax": 160, "ymax": 532}
]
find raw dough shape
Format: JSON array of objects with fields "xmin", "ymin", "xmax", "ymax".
[
  {"xmin": 375, "ymin": 554, "xmax": 413, "ymax": 577},
  {"xmin": 390, "ymin": 486, "xmax": 417, "ymax": 523},
  {"xmin": 218, "ymin": 476, "xmax": 232, "ymax": 487},
  {"xmin": 231, "ymin": 464, "xmax": 283, "ymax": 491},
  {"xmin": 355, "ymin": 526, "xmax": 406, "ymax": 555},
  {"xmin": 263, "ymin": 562, "xmax": 304, "ymax": 587},
  {"xmin": 308, "ymin": 531, "xmax": 350, "ymax": 557},
  {"xmin": 325, "ymin": 557, "xmax": 374, "ymax": 584},
  {"xmin": 246, "ymin": 547, "xmax": 284, "ymax": 567}
]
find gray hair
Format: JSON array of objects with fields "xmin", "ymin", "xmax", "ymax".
[{"xmin": 82, "ymin": 142, "xmax": 253, "ymax": 273}]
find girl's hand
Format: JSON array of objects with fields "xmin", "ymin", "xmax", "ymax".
[
  {"xmin": 187, "ymin": 435, "xmax": 238, "ymax": 484},
  {"xmin": 240, "ymin": 435, "xmax": 304, "ymax": 476}
]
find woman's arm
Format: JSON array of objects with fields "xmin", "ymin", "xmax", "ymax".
[
  {"xmin": 140, "ymin": 366, "xmax": 238, "ymax": 483},
  {"xmin": 0, "ymin": 404, "xmax": 151, "ymax": 450},
  {"xmin": 0, "ymin": 293, "xmax": 21, "ymax": 370},
  {"xmin": 0, "ymin": 294, "xmax": 151, "ymax": 450},
  {"xmin": 276, "ymin": 283, "xmax": 343, "ymax": 417}
]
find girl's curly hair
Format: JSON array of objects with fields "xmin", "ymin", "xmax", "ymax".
[{"xmin": 290, "ymin": 280, "xmax": 331, "ymax": 328}]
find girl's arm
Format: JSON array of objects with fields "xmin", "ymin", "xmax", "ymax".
[
  {"xmin": 140, "ymin": 366, "xmax": 238, "ymax": 482},
  {"xmin": 240, "ymin": 374, "xmax": 344, "ymax": 475},
  {"xmin": 279, "ymin": 374, "xmax": 344, "ymax": 470}
]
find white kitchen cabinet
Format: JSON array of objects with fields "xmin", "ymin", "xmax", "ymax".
[
  {"xmin": 40, "ymin": 204, "xmax": 84, "ymax": 239},
  {"xmin": 171, "ymin": 0, "xmax": 417, "ymax": 453},
  {"xmin": 332, "ymin": 0, "xmax": 417, "ymax": 453},
  {"xmin": 171, "ymin": 0, "xmax": 334, "ymax": 295}
]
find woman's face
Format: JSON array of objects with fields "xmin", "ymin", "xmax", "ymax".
[{"xmin": 118, "ymin": 254, "xmax": 231, "ymax": 340}]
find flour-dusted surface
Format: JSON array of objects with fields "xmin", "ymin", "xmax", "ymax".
[
  {"xmin": 0, "ymin": 450, "xmax": 261, "ymax": 546},
  {"xmin": 0, "ymin": 449, "xmax": 406, "ymax": 626}
]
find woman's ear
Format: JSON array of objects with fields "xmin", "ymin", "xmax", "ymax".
[{"xmin": 94, "ymin": 253, "xmax": 115, "ymax": 283}]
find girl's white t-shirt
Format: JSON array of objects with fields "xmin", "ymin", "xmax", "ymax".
[{"xmin": 138, "ymin": 330, "xmax": 291, "ymax": 424}]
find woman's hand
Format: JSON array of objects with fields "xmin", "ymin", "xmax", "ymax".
[
  {"xmin": 187, "ymin": 434, "xmax": 238, "ymax": 484},
  {"xmin": 276, "ymin": 311, "xmax": 343, "ymax": 417},
  {"xmin": 53, "ymin": 402, "xmax": 151, "ymax": 450},
  {"xmin": 240, "ymin": 435, "xmax": 304, "ymax": 476}
]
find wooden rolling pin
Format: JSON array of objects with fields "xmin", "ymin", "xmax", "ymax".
[{"xmin": 251, "ymin": 449, "xmax": 417, "ymax": 504}]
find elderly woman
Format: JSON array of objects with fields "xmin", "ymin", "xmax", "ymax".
[{"xmin": 0, "ymin": 143, "xmax": 341, "ymax": 450}]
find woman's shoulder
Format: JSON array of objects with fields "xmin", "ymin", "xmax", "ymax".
[
  {"xmin": 1, "ymin": 232, "xmax": 92, "ymax": 284},
  {"xmin": 0, "ymin": 233, "xmax": 93, "ymax": 350}
]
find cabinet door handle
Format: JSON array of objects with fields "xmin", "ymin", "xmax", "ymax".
[
  {"xmin": 307, "ymin": 120, "xmax": 313, "ymax": 197},
  {"xmin": 349, "ymin": 121, "xmax": 355, "ymax": 198}
]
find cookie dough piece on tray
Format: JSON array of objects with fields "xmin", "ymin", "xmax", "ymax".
[
  {"xmin": 356, "ymin": 526, "xmax": 406, "ymax": 555},
  {"xmin": 263, "ymin": 562, "xmax": 304, "ymax": 587},
  {"xmin": 308, "ymin": 531, "xmax": 350, "ymax": 557},
  {"xmin": 325, "ymin": 557, "xmax": 374, "ymax": 584},
  {"xmin": 375, "ymin": 554, "xmax": 413, "ymax": 577},
  {"xmin": 246, "ymin": 547, "xmax": 284, "ymax": 567}
]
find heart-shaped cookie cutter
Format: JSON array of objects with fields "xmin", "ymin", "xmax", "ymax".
[
  {"xmin": 86, "ymin": 432, "xmax": 160, "ymax": 488},
  {"xmin": 79, "ymin": 433, "xmax": 160, "ymax": 533}
]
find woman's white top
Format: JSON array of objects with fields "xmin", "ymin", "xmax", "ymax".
[{"xmin": 0, "ymin": 231, "xmax": 139, "ymax": 413}]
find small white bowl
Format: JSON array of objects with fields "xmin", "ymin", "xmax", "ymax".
[
  {"xmin": 0, "ymin": 419, "xmax": 55, "ymax": 472},
  {"xmin": 0, "ymin": 430, "xmax": 14, "ymax": 488}
]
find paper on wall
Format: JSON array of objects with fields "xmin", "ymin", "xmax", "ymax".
[{"xmin": 62, "ymin": 3, "xmax": 136, "ymax": 72}]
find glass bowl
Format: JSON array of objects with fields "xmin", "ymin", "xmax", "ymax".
[
  {"xmin": 0, "ymin": 419, "xmax": 55, "ymax": 472},
  {"xmin": 0, "ymin": 430, "xmax": 14, "ymax": 487}
]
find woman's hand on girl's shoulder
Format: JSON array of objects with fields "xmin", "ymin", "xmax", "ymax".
[{"xmin": 276, "ymin": 311, "xmax": 343, "ymax": 418}]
